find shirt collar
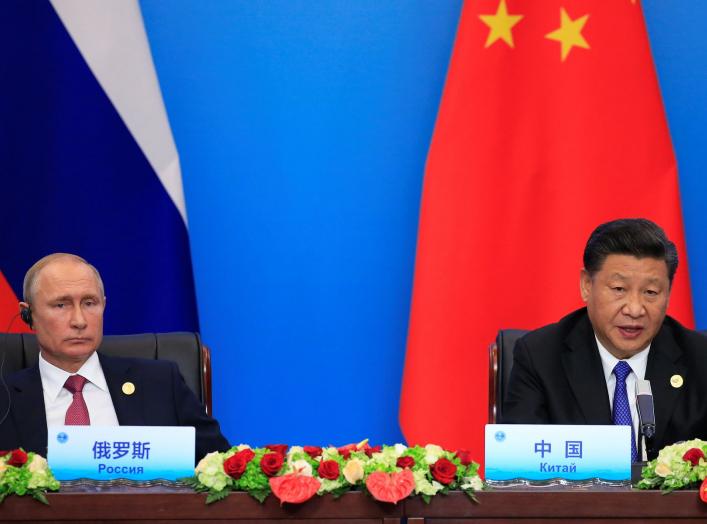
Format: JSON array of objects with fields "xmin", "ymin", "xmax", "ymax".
[
  {"xmin": 595, "ymin": 334, "xmax": 650, "ymax": 382},
  {"xmin": 39, "ymin": 351, "xmax": 110, "ymax": 401}
]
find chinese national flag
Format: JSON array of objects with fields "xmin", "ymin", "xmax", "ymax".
[
  {"xmin": 400, "ymin": 0, "xmax": 693, "ymax": 462},
  {"xmin": 0, "ymin": 270, "xmax": 30, "ymax": 333}
]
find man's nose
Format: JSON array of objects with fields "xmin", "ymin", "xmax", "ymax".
[
  {"xmin": 70, "ymin": 305, "xmax": 87, "ymax": 328},
  {"xmin": 622, "ymin": 292, "xmax": 646, "ymax": 317}
]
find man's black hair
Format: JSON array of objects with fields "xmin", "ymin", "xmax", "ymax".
[{"xmin": 583, "ymin": 218, "xmax": 678, "ymax": 284}]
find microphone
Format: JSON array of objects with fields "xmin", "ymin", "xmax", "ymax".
[{"xmin": 635, "ymin": 379, "xmax": 656, "ymax": 457}]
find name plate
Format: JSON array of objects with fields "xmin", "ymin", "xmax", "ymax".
[
  {"xmin": 47, "ymin": 425, "xmax": 195, "ymax": 481},
  {"xmin": 485, "ymin": 424, "xmax": 631, "ymax": 482}
]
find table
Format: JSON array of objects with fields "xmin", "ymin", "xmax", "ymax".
[
  {"xmin": 4, "ymin": 488, "xmax": 707, "ymax": 522},
  {"xmin": 0, "ymin": 487, "xmax": 402, "ymax": 523},
  {"xmin": 406, "ymin": 489, "xmax": 707, "ymax": 523}
]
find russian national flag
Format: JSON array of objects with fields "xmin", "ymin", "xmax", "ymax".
[{"xmin": 0, "ymin": 0, "xmax": 198, "ymax": 334}]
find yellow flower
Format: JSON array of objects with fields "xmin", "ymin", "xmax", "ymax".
[
  {"xmin": 343, "ymin": 459, "xmax": 364, "ymax": 484},
  {"xmin": 655, "ymin": 462, "xmax": 672, "ymax": 477},
  {"xmin": 28, "ymin": 454, "xmax": 48, "ymax": 474}
]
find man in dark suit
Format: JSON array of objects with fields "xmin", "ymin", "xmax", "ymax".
[
  {"xmin": 0, "ymin": 253, "xmax": 230, "ymax": 461},
  {"xmin": 502, "ymin": 218, "xmax": 707, "ymax": 460}
]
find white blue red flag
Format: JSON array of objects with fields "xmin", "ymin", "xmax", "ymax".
[{"xmin": 0, "ymin": 0, "xmax": 198, "ymax": 333}]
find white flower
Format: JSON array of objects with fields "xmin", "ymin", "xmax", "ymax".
[
  {"xmin": 195, "ymin": 451, "xmax": 230, "ymax": 491},
  {"xmin": 321, "ymin": 447, "xmax": 340, "ymax": 461},
  {"xmin": 195, "ymin": 451, "xmax": 222, "ymax": 475},
  {"xmin": 318, "ymin": 477, "xmax": 344, "ymax": 494},
  {"xmin": 424, "ymin": 444, "xmax": 444, "ymax": 464},
  {"xmin": 288, "ymin": 445, "xmax": 304, "ymax": 457},
  {"xmin": 289, "ymin": 459, "xmax": 313, "ymax": 476},
  {"xmin": 413, "ymin": 469, "xmax": 443, "ymax": 496},
  {"xmin": 236, "ymin": 444, "xmax": 251, "ymax": 451},
  {"xmin": 461, "ymin": 475, "xmax": 483, "ymax": 491},
  {"xmin": 393, "ymin": 443, "xmax": 408, "ymax": 457}
]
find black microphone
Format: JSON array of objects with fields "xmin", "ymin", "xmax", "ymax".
[{"xmin": 636, "ymin": 379, "xmax": 656, "ymax": 457}]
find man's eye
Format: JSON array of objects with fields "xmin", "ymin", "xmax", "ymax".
[
  {"xmin": 646, "ymin": 289, "xmax": 659, "ymax": 296},
  {"xmin": 612, "ymin": 287, "xmax": 625, "ymax": 293},
  {"xmin": 54, "ymin": 303, "xmax": 65, "ymax": 308}
]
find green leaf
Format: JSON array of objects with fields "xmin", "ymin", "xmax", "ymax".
[
  {"xmin": 205, "ymin": 489, "xmax": 230, "ymax": 505},
  {"xmin": 329, "ymin": 485, "xmax": 352, "ymax": 499},
  {"xmin": 464, "ymin": 489, "xmax": 479, "ymax": 504},
  {"xmin": 31, "ymin": 491, "xmax": 50, "ymax": 505},
  {"xmin": 249, "ymin": 489, "xmax": 269, "ymax": 504},
  {"xmin": 421, "ymin": 494, "xmax": 432, "ymax": 504}
]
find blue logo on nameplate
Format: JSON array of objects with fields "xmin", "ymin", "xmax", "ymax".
[
  {"xmin": 47, "ymin": 426, "xmax": 195, "ymax": 481},
  {"xmin": 485, "ymin": 424, "xmax": 631, "ymax": 482}
]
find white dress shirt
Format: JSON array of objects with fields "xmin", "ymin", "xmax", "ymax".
[
  {"xmin": 595, "ymin": 335, "xmax": 650, "ymax": 460},
  {"xmin": 39, "ymin": 351, "xmax": 120, "ymax": 427}
]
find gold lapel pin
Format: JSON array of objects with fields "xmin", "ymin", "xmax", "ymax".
[
  {"xmin": 670, "ymin": 375, "xmax": 684, "ymax": 389},
  {"xmin": 122, "ymin": 382, "xmax": 136, "ymax": 395}
]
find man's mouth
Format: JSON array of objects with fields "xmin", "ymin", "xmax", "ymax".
[{"xmin": 617, "ymin": 326, "xmax": 644, "ymax": 339}]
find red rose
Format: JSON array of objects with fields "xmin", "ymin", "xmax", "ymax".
[
  {"xmin": 701, "ymin": 477, "xmax": 707, "ymax": 503},
  {"xmin": 317, "ymin": 460, "xmax": 340, "ymax": 480},
  {"xmin": 7, "ymin": 449, "xmax": 28, "ymax": 467},
  {"xmin": 362, "ymin": 444, "xmax": 382, "ymax": 457},
  {"xmin": 223, "ymin": 449, "xmax": 256, "ymax": 479},
  {"xmin": 683, "ymin": 448, "xmax": 705, "ymax": 466},
  {"xmin": 396, "ymin": 456, "xmax": 415, "ymax": 469},
  {"xmin": 260, "ymin": 452, "xmax": 284, "ymax": 477},
  {"xmin": 431, "ymin": 458, "xmax": 457, "ymax": 485},
  {"xmin": 303, "ymin": 446, "xmax": 323, "ymax": 458},
  {"xmin": 224, "ymin": 455, "xmax": 247, "ymax": 479},
  {"xmin": 265, "ymin": 444, "xmax": 288, "ymax": 456},
  {"xmin": 0, "ymin": 450, "xmax": 10, "ymax": 457},
  {"xmin": 237, "ymin": 448, "xmax": 256, "ymax": 463},
  {"xmin": 337, "ymin": 444, "xmax": 357, "ymax": 459},
  {"xmin": 455, "ymin": 449, "xmax": 473, "ymax": 466}
]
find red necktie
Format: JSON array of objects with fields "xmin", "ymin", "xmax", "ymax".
[{"xmin": 64, "ymin": 375, "xmax": 90, "ymax": 425}]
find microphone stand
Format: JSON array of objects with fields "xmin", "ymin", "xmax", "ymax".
[{"xmin": 632, "ymin": 422, "xmax": 656, "ymax": 484}]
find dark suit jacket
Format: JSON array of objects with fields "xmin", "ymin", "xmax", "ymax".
[
  {"xmin": 502, "ymin": 308, "xmax": 707, "ymax": 459},
  {"xmin": 0, "ymin": 353, "xmax": 230, "ymax": 462}
]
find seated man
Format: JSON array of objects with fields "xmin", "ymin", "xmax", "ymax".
[
  {"xmin": 0, "ymin": 253, "xmax": 230, "ymax": 461},
  {"xmin": 502, "ymin": 218, "xmax": 707, "ymax": 460}
]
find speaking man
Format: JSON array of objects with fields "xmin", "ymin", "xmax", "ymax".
[
  {"xmin": 0, "ymin": 253, "xmax": 230, "ymax": 461},
  {"xmin": 502, "ymin": 218, "xmax": 707, "ymax": 460}
]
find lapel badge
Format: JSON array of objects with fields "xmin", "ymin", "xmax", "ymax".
[
  {"xmin": 122, "ymin": 382, "xmax": 136, "ymax": 395},
  {"xmin": 670, "ymin": 375, "xmax": 684, "ymax": 389}
]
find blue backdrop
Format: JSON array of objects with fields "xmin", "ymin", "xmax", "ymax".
[{"xmin": 138, "ymin": 0, "xmax": 707, "ymax": 448}]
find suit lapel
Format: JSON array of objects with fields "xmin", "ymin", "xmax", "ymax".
[
  {"xmin": 10, "ymin": 366, "xmax": 49, "ymax": 454},
  {"xmin": 645, "ymin": 324, "xmax": 685, "ymax": 449},
  {"xmin": 561, "ymin": 315, "xmax": 613, "ymax": 424},
  {"xmin": 99, "ymin": 354, "xmax": 144, "ymax": 426}
]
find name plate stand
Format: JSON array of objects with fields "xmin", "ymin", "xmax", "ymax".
[
  {"xmin": 47, "ymin": 425, "xmax": 195, "ymax": 481},
  {"xmin": 485, "ymin": 424, "xmax": 631, "ymax": 485}
]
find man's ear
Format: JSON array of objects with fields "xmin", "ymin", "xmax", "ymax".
[
  {"xmin": 19, "ymin": 301, "xmax": 32, "ymax": 328},
  {"xmin": 579, "ymin": 269, "xmax": 592, "ymax": 303}
]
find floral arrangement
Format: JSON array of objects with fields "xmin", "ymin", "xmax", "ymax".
[
  {"xmin": 183, "ymin": 441, "xmax": 484, "ymax": 505},
  {"xmin": 0, "ymin": 449, "xmax": 60, "ymax": 504},
  {"xmin": 637, "ymin": 439, "xmax": 707, "ymax": 499}
]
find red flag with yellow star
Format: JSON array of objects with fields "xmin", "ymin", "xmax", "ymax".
[{"xmin": 400, "ymin": 0, "xmax": 692, "ymax": 461}]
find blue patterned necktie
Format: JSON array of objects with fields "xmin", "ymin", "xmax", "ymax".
[{"xmin": 613, "ymin": 361, "xmax": 638, "ymax": 463}]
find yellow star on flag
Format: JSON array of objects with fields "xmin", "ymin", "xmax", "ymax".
[
  {"xmin": 479, "ymin": 0, "xmax": 524, "ymax": 49},
  {"xmin": 545, "ymin": 7, "xmax": 590, "ymax": 61}
]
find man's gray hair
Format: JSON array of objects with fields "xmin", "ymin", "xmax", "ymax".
[{"xmin": 23, "ymin": 253, "xmax": 105, "ymax": 303}]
